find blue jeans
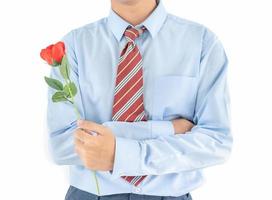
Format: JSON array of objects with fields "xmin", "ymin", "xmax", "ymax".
[{"xmin": 65, "ymin": 185, "xmax": 193, "ymax": 200}]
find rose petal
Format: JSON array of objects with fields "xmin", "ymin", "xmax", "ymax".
[
  {"xmin": 52, "ymin": 41, "xmax": 65, "ymax": 64},
  {"xmin": 40, "ymin": 48, "xmax": 53, "ymax": 65},
  {"xmin": 46, "ymin": 44, "xmax": 54, "ymax": 50}
]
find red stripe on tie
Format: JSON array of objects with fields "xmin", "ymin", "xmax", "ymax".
[
  {"xmin": 130, "ymin": 28, "xmax": 139, "ymax": 36},
  {"xmin": 112, "ymin": 26, "xmax": 148, "ymax": 187},
  {"xmin": 116, "ymin": 49, "xmax": 141, "ymax": 85},
  {"xmin": 134, "ymin": 175, "xmax": 148, "ymax": 187},
  {"xmin": 113, "ymin": 68, "xmax": 143, "ymax": 102},
  {"xmin": 112, "ymin": 76, "xmax": 143, "ymax": 116},
  {"xmin": 125, "ymin": 99, "xmax": 145, "ymax": 121},
  {"xmin": 117, "ymin": 94, "xmax": 144, "ymax": 121},
  {"xmin": 122, "ymin": 176, "xmax": 134, "ymax": 182},
  {"xmin": 118, "ymin": 44, "xmax": 137, "ymax": 67}
]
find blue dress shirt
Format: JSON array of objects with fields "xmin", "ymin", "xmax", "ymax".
[{"xmin": 46, "ymin": 0, "xmax": 233, "ymax": 197}]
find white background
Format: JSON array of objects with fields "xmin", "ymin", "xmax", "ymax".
[{"xmin": 0, "ymin": 0, "xmax": 271, "ymax": 199}]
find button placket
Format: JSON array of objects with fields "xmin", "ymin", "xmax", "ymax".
[{"xmin": 132, "ymin": 186, "xmax": 141, "ymax": 193}]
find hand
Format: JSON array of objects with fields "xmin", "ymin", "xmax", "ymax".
[
  {"xmin": 74, "ymin": 119, "xmax": 116, "ymax": 171},
  {"xmin": 172, "ymin": 118, "xmax": 195, "ymax": 134}
]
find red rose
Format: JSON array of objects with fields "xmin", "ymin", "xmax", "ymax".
[{"xmin": 40, "ymin": 41, "xmax": 65, "ymax": 66}]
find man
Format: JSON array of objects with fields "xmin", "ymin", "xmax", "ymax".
[{"xmin": 46, "ymin": 0, "xmax": 233, "ymax": 199}]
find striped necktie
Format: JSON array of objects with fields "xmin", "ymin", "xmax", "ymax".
[{"xmin": 111, "ymin": 26, "xmax": 148, "ymax": 186}]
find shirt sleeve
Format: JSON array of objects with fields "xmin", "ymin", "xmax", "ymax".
[
  {"xmin": 46, "ymin": 31, "xmax": 176, "ymax": 166},
  {"xmin": 109, "ymin": 29, "xmax": 233, "ymax": 179},
  {"xmin": 46, "ymin": 30, "xmax": 85, "ymax": 166},
  {"xmin": 102, "ymin": 120, "xmax": 175, "ymax": 140},
  {"xmin": 104, "ymin": 120, "xmax": 175, "ymax": 175}
]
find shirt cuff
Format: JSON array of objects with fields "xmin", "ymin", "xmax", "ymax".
[
  {"xmin": 108, "ymin": 137, "xmax": 142, "ymax": 180},
  {"xmin": 150, "ymin": 120, "xmax": 175, "ymax": 137}
]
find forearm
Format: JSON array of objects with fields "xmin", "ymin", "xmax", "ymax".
[
  {"xmin": 102, "ymin": 120, "xmax": 175, "ymax": 140},
  {"xmin": 109, "ymin": 34, "xmax": 233, "ymax": 178},
  {"xmin": 110, "ymin": 125, "xmax": 232, "ymax": 178}
]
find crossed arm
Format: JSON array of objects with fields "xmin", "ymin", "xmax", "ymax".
[
  {"xmin": 46, "ymin": 29, "xmax": 233, "ymax": 177},
  {"xmin": 74, "ymin": 118, "xmax": 194, "ymax": 171},
  {"xmin": 47, "ymin": 115, "xmax": 194, "ymax": 167}
]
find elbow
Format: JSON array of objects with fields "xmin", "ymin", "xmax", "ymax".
[
  {"xmin": 216, "ymin": 131, "xmax": 233, "ymax": 164},
  {"xmin": 48, "ymin": 145, "xmax": 66, "ymax": 165},
  {"xmin": 46, "ymin": 122, "xmax": 79, "ymax": 166},
  {"xmin": 48, "ymin": 138, "xmax": 81, "ymax": 166},
  {"xmin": 50, "ymin": 155, "xmax": 66, "ymax": 165},
  {"xmin": 49, "ymin": 149, "xmax": 75, "ymax": 166},
  {"xmin": 48, "ymin": 139, "xmax": 68, "ymax": 165}
]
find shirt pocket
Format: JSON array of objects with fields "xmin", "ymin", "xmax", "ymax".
[{"xmin": 152, "ymin": 75, "xmax": 197, "ymax": 121}]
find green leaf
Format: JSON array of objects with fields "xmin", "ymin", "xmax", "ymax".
[
  {"xmin": 59, "ymin": 55, "xmax": 70, "ymax": 80},
  {"xmin": 63, "ymin": 82, "xmax": 77, "ymax": 98},
  {"xmin": 52, "ymin": 91, "xmax": 68, "ymax": 102},
  {"xmin": 44, "ymin": 76, "xmax": 63, "ymax": 90}
]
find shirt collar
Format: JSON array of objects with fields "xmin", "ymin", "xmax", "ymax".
[{"xmin": 107, "ymin": 0, "xmax": 167, "ymax": 42}]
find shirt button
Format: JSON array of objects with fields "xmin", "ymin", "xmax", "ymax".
[{"xmin": 134, "ymin": 187, "xmax": 141, "ymax": 193}]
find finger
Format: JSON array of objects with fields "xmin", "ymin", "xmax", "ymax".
[
  {"xmin": 75, "ymin": 128, "xmax": 98, "ymax": 145},
  {"xmin": 77, "ymin": 119, "xmax": 106, "ymax": 135},
  {"xmin": 75, "ymin": 128, "xmax": 94, "ymax": 142},
  {"xmin": 185, "ymin": 119, "xmax": 194, "ymax": 128},
  {"xmin": 74, "ymin": 138, "xmax": 84, "ymax": 155},
  {"xmin": 184, "ymin": 119, "xmax": 194, "ymax": 126},
  {"xmin": 77, "ymin": 127, "xmax": 97, "ymax": 136}
]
